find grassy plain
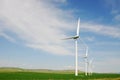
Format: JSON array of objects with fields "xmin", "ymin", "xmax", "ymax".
[{"xmin": 0, "ymin": 67, "xmax": 120, "ymax": 80}]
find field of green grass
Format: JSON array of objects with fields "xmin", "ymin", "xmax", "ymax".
[{"xmin": 0, "ymin": 67, "xmax": 120, "ymax": 80}]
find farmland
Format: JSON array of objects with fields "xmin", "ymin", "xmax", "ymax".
[{"xmin": 0, "ymin": 67, "xmax": 120, "ymax": 80}]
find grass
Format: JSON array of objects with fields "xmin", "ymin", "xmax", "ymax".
[{"xmin": 0, "ymin": 67, "xmax": 120, "ymax": 80}]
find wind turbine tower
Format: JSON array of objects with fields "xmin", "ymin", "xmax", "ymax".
[{"xmin": 63, "ymin": 18, "xmax": 80, "ymax": 76}]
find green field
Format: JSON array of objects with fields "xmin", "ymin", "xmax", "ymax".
[{"xmin": 0, "ymin": 68, "xmax": 120, "ymax": 80}]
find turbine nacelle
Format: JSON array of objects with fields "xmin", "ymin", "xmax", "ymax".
[
  {"xmin": 83, "ymin": 56, "xmax": 88, "ymax": 58},
  {"xmin": 73, "ymin": 35, "xmax": 79, "ymax": 39},
  {"xmin": 62, "ymin": 35, "xmax": 79, "ymax": 40}
]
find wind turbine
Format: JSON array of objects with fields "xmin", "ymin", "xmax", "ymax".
[
  {"xmin": 88, "ymin": 58, "xmax": 93, "ymax": 76},
  {"xmin": 84, "ymin": 47, "xmax": 88, "ymax": 76},
  {"xmin": 63, "ymin": 18, "xmax": 80, "ymax": 76},
  {"xmin": 80, "ymin": 38, "xmax": 89, "ymax": 76}
]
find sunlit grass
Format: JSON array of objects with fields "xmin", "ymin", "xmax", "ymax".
[
  {"xmin": 0, "ymin": 68, "xmax": 120, "ymax": 80},
  {"xmin": 0, "ymin": 72, "xmax": 120, "ymax": 80}
]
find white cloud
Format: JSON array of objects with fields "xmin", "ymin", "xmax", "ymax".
[
  {"xmin": 49, "ymin": 0, "xmax": 67, "ymax": 3},
  {"xmin": 83, "ymin": 36, "xmax": 95, "ymax": 42},
  {"xmin": 105, "ymin": 0, "xmax": 120, "ymax": 22},
  {"xmin": 105, "ymin": 0, "xmax": 120, "ymax": 11},
  {"xmin": 0, "ymin": 0, "xmax": 120, "ymax": 56},
  {"xmin": 94, "ymin": 41, "xmax": 120, "ymax": 46},
  {"xmin": 111, "ymin": 10, "xmax": 119, "ymax": 14},
  {"xmin": 81, "ymin": 22, "xmax": 120, "ymax": 38},
  {"xmin": 94, "ymin": 58, "xmax": 120, "ymax": 73},
  {"xmin": 114, "ymin": 14, "xmax": 120, "ymax": 21},
  {"xmin": 0, "ymin": 33, "xmax": 16, "ymax": 43},
  {"xmin": 0, "ymin": 0, "xmax": 76, "ymax": 55}
]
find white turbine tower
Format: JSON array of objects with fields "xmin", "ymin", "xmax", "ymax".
[{"xmin": 63, "ymin": 18, "xmax": 80, "ymax": 76}]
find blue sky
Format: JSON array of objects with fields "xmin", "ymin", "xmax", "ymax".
[{"xmin": 0, "ymin": 0, "xmax": 120, "ymax": 73}]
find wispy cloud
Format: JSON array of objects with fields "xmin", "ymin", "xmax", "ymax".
[
  {"xmin": 105, "ymin": 0, "xmax": 120, "ymax": 12},
  {"xmin": 0, "ymin": 0, "xmax": 120, "ymax": 56},
  {"xmin": 81, "ymin": 22, "xmax": 120, "ymax": 38},
  {"xmin": 47, "ymin": 0, "xmax": 67, "ymax": 3},
  {"xmin": 105, "ymin": 0, "xmax": 120, "ymax": 22},
  {"xmin": 83, "ymin": 36, "xmax": 95, "ymax": 42},
  {"xmin": 0, "ymin": 33, "xmax": 16, "ymax": 43},
  {"xmin": 94, "ymin": 57, "xmax": 120, "ymax": 73},
  {"xmin": 0, "ymin": 0, "xmax": 75, "ymax": 55},
  {"xmin": 114, "ymin": 14, "xmax": 120, "ymax": 21},
  {"xmin": 94, "ymin": 41, "xmax": 120, "ymax": 46}
]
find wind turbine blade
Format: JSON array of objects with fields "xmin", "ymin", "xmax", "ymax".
[
  {"xmin": 86, "ymin": 47, "xmax": 88, "ymax": 57},
  {"xmin": 61, "ymin": 36, "xmax": 75, "ymax": 40},
  {"xmin": 77, "ymin": 18, "xmax": 80, "ymax": 36}
]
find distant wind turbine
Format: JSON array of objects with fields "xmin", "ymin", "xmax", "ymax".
[
  {"xmin": 84, "ymin": 46, "xmax": 88, "ymax": 76},
  {"xmin": 80, "ymin": 38, "xmax": 89, "ymax": 76},
  {"xmin": 63, "ymin": 18, "xmax": 80, "ymax": 76},
  {"xmin": 88, "ymin": 58, "xmax": 94, "ymax": 76}
]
